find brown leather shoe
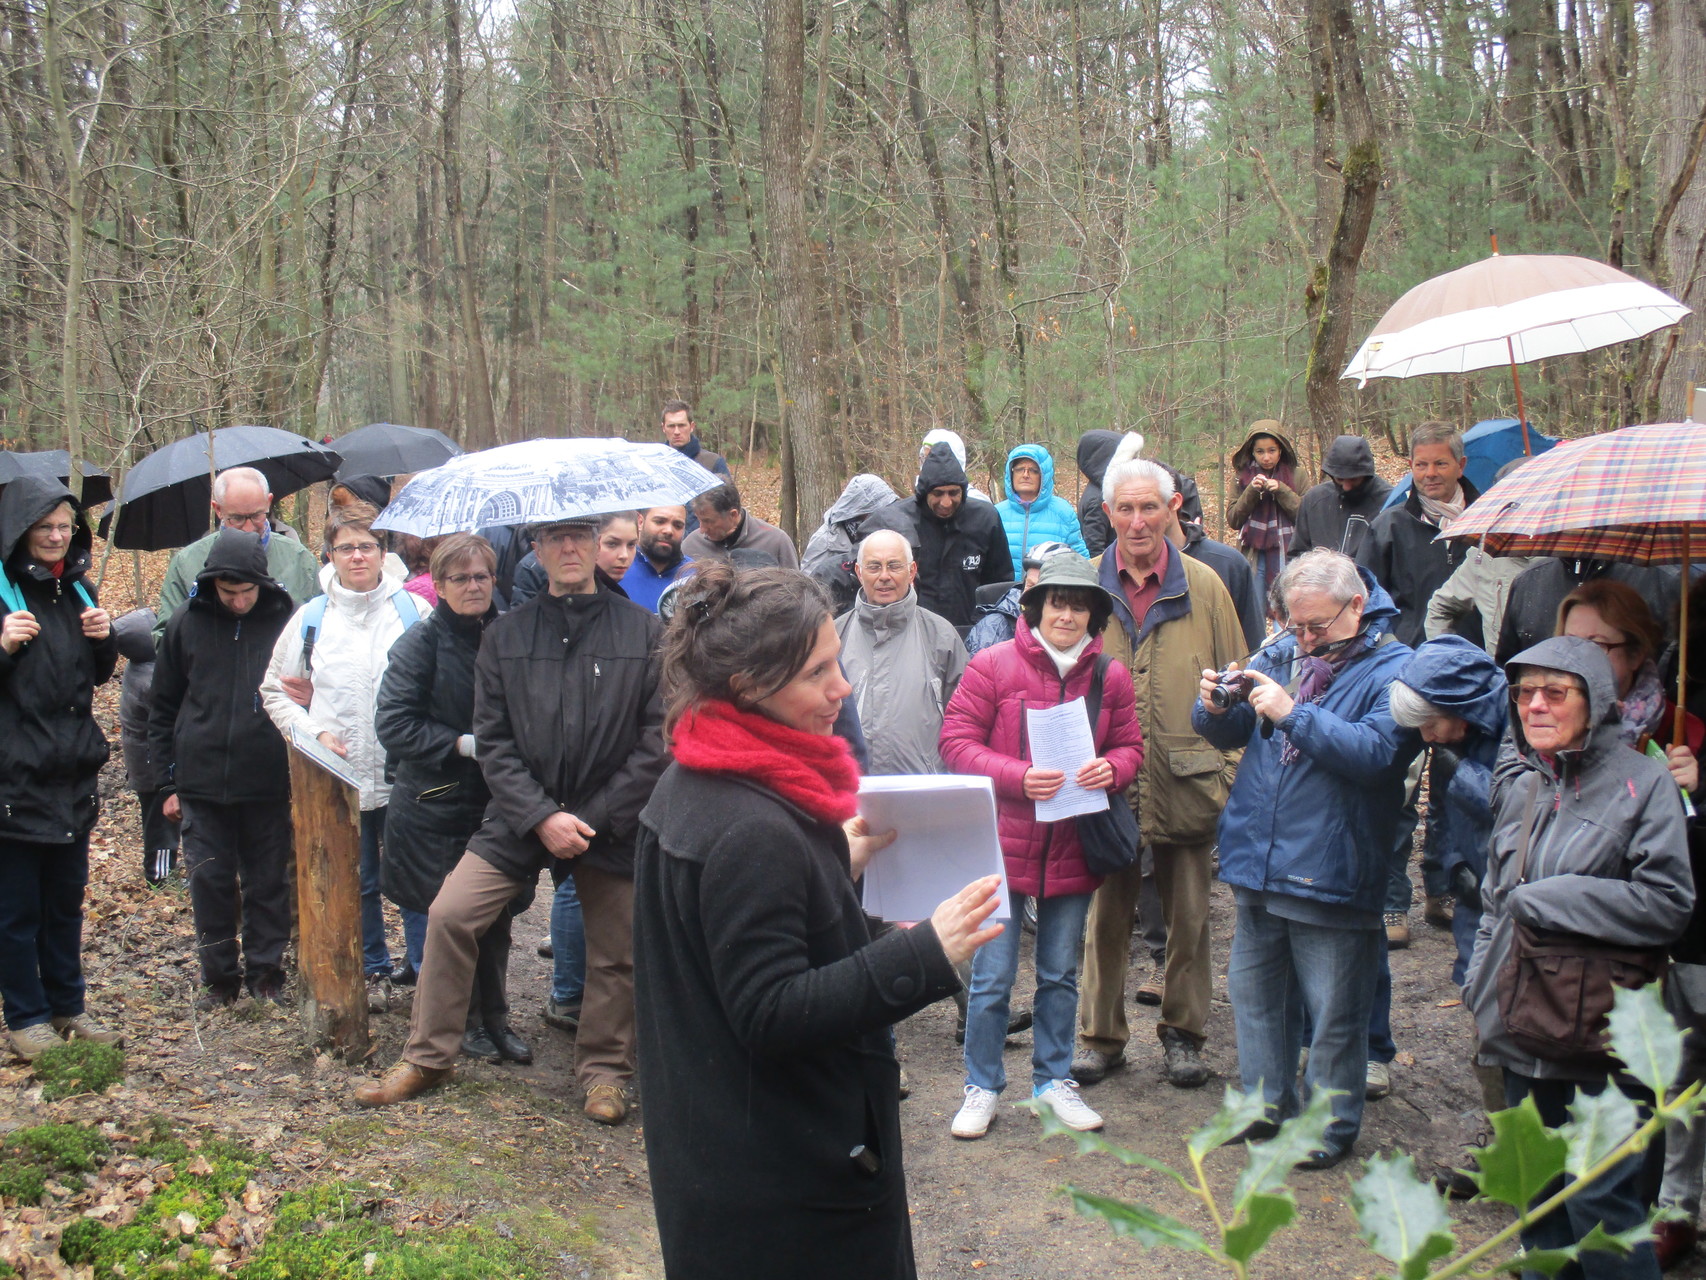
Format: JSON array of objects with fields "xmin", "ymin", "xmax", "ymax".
[
  {"xmin": 1423, "ymin": 894, "xmax": 1454, "ymax": 929},
  {"xmin": 353, "ymin": 1062, "xmax": 451, "ymax": 1108},
  {"xmin": 1135, "ymin": 966, "xmax": 1164, "ymax": 1006},
  {"xmin": 584, "ymin": 1083, "xmax": 629, "ymax": 1125}
]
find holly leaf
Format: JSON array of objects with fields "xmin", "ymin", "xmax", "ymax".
[
  {"xmin": 1222, "ymin": 1190, "xmax": 1297, "ymax": 1265},
  {"xmin": 1473, "ymin": 1096, "xmax": 1567, "ymax": 1210},
  {"xmin": 1606, "ymin": 982, "xmax": 1682, "ymax": 1101},
  {"xmin": 1187, "ymin": 1084, "xmax": 1276, "ymax": 1161},
  {"xmin": 1575, "ymin": 1217, "xmax": 1652, "ymax": 1259},
  {"xmin": 1234, "ymin": 1090, "xmax": 1334, "ymax": 1207},
  {"xmin": 1061, "ymin": 1186, "xmax": 1216, "ymax": 1255},
  {"xmin": 1557, "ymin": 1086, "xmax": 1640, "ymax": 1178},
  {"xmin": 1490, "ymin": 1246, "xmax": 1578, "ymax": 1275},
  {"xmin": 1030, "ymin": 1100, "xmax": 1193, "ymax": 1191},
  {"xmin": 1349, "ymin": 1152, "xmax": 1455, "ymax": 1280}
]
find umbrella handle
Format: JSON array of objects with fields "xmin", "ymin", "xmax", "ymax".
[{"xmin": 1505, "ymin": 335, "xmax": 1533, "ymax": 457}]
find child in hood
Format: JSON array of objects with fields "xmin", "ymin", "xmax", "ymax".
[{"xmin": 1226, "ymin": 421, "xmax": 1301, "ymax": 602}]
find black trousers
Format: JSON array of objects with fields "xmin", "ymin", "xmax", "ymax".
[
  {"xmin": 0, "ymin": 835, "xmax": 88, "ymax": 1030},
  {"xmin": 180, "ymin": 797, "xmax": 293, "ymax": 992},
  {"xmin": 137, "ymin": 788, "xmax": 181, "ymax": 885}
]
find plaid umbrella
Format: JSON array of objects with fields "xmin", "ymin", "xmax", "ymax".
[{"xmin": 1439, "ymin": 421, "xmax": 1706, "ymax": 740}]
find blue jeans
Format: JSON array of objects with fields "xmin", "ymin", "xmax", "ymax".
[
  {"xmin": 1228, "ymin": 901, "xmax": 1382, "ymax": 1156},
  {"xmin": 1302, "ymin": 937, "xmax": 1396, "ymax": 1062},
  {"xmin": 360, "ymin": 809, "xmax": 392, "ymax": 976},
  {"xmin": 0, "ymin": 836, "xmax": 89, "ymax": 1030},
  {"xmin": 965, "ymin": 890, "xmax": 1092, "ymax": 1093},
  {"xmin": 551, "ymin": 873, "xmax": 586, "ymax": 1006},
  {"xmin": 1504, "ymin": 1072, "xmax": 1659, "ymax": 1280},
  {"xmin": 401, "ymin": 909, "xmax": 429, "ymax": 975}
]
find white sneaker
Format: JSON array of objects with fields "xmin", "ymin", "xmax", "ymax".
[
  {"xmin": 1365, "ymin": 1060, "xmax": 1391, "ymax": 1100},
  {"xmin": 951, "ymin": 1084, "xmax": 1000, "ymax": 1139},
  {"xmin": 1034, "ymin": 1078, "xmax": 1104, "ymax": 1132}
]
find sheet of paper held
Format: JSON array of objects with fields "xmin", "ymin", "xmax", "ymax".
[
  {"xmin": 1026, "ymin": 697, "xmax": 1109, "ymax": 822},
  {"xmin": 857, "ymin": 775, "xmax": 1010, "ymax": 922}
]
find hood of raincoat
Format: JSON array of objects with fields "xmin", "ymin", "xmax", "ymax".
[
  {"xmin": 189, "ymin": 528, "xmax": 295, "ymax": 618},
  {"xmin": 1395, "ymin": 634, "xmax": 1508, "ymax": 740},
  {"xmin": 921, "ymin": 429, "xmax": 969, "ymax": 473},
  {"xmin": 1320, "ymin": 434, "xmax": 1376, "ymax": 480},
  {"xmin": 0, "ymin": 475, "xmax": 91, "ymax": 573},
  {"xmin": 1231, "ymin": 423, "xmax": 1300, "ymax": 475},
  {"xmin": 1076, "ymin": 430, "xmax": 1124, "ymax": 486},
  {"xmin": 821, "ymin": 474, "xmax": 900, "ymax": 530},
  {"xmin": 1504, "ymin": 634, "xmax": 1623, "ymax": 767},
  {"xmin": 1003, "ymin": 444, "xmax": 1058, "ymax": 506},
  {"xmin": 915, "ymin": 442, "xmax": 970, "ymax": 502}
]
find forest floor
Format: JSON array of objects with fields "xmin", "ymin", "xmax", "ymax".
[{"xmin": 6, "ymin": 444, "xmax": 1701, "ymax": 1279}]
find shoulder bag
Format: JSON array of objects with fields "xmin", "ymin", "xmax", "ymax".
[{"xmin": 1074, "ymin": 653, "xmax": 1140, "ymax": 876}]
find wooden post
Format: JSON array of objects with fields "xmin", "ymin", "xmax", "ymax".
[{"xmin": 288, "ymin": 745, "xmax": 369, "ymax": 1059}]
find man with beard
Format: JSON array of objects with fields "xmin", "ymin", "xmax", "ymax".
[{"xmin": 620, "ymin": 506, "xmax": 692, "ymax": 612}]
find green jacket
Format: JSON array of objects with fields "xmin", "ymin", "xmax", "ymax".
[{"xmin": 154, "ymin": 528, "xmax": 321, "ymax": 645}]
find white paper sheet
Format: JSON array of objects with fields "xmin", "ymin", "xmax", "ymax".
[
  {"xmin": 290, "ymin": 721, "xmax": 365, "ymax": 792},
  {"xmin": 1025, "ymin": 697, "xmax": 1109, "ymax": 821},
  {"xmin": 857, "ymin": 774, "xmax": 1009, "ymax": 923}
]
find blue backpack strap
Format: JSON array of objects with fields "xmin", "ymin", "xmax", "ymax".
[
  {"xmin": 392, "ymin": 589, "xmax": 422, "ymax": 629},
  {"xmin": 299, "ymin": 595, "xmax": 330, "ymax": 676},
  {"xmin": 0, "ymin": 566, "xmax": 22, "ymax": 616},
  {"xmin": 73, "ymin": 580, "xmax": 94, "ymax": 609}
]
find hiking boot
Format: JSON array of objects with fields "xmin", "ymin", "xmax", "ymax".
[
  {"xmin": 1135, "ymin": 965, "xmax": 1164, "ymax": 1006},
  {"xmin": 354, "ymin": 1062, "xmax": 452, "ymax": 1108},
  {"xmin": 1296, "ymin": 1144, "xmax": 1351, "ymax": 1171},
  {"xmin": 248, "ymin": 972, "xmax": 288, "ymax": 1004},
  {"xmin": 1160, "ymin": 1027, "xmax": 1209, "ymax": 1088},
  {"xmin": 9, "ymin": 1022, "xmax": 64, "ymax": 1062},
  {"xmin": 950, "ymin": 1085, "xmax": 1000, "ymax": 1139},
  {"xmin": 542, "ymin": 998, "xmax": 581, "ymax": 1033},
  {"xmin": 1424, "ymin": 894, "xmax": 1454, "ymax": 929},
  {"xmin": 461, "ymin": 1027, "xmax": 503, "ymax": 1063},
  {"xmin": 536, "ymin": 936, "xmax": 554, "ymax": 959},
  {"xmin": 52, "ymin": 1013, "xmax": 122, "ymax": 1046},
  {"xmin": 1070, "ymin": 1045, "xmax": 1126, "ymax": 1086},
  {"xmin": 488, "ymin": 1025, "xmax": 534, "ymax": 1064},
  {"xmin": 1365, "ymin": 1060, "xmax": 1391, "ymax": 1100},
  {"xmin": 898, "ymin": 1068, "xmax": 911, "ymax": 1100},
  {"xmin": 390, "ymin": 964, "xmax": 418, "ymax": 988},
  {"xmin": 1384, "ymin": 912, "xmax": 1411, "ymax": 949},
  {"xmin": 196, "ymin": 985, "xmax": 240, "ymax": 1013},
  {"xmin": 366, "ymin": 974, "xmax": 392, "ymax": 1014},
  {"xmin": 1034, "ymin": 1079, "xmax": 1103, "ymax": 1132},
  {"xmin": 584, "ymin": 1083, "xmax": 628, "ymax": 1125},
  {"xmin": 1433, "ymin": 1156, "xmax": 1481, "ymax": 1200}
]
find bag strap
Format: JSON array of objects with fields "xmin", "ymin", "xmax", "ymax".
[
  {"xmin": 299, "ymin": 595, "xmax": 329, "ymax": 677},
  {"xmin": 1515, "ymin": 772, "xmax": 1543, "ymax": 885},
  {"xmin": 1085, "ymin": 653, "xmax": 1113, "ymax": 742},
  {"xmin": 0, "ymin": 565, "xmax": 94, "ymax": 615}
]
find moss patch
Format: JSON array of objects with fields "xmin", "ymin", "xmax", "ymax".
[
  {"xmin": 0, "ymin": 1123, "xmax": 111, "ymax": 1204},
  {"xmin": 34, "ymin": 1038, "xmax": 125, "ymax": 1100}
]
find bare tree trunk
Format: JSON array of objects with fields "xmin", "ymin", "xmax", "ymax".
[
  {"xmin": 41, "ymin": 0, "xmax": 85, "ymax": 465},
  {"xmin": 1653, "ymin": 0, "xmax": 1706, "ymax": 417},
  {"xmin": 442, "ymin": 0, "xmax": 497, "ymax": 448}
]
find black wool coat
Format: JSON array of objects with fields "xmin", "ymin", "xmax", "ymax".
[
  {"xmin": 634, "ymin": 765, "xmax": 962, "ymax": 1280},
  {"xmin": 375, "ymin": 600, "xmax": 497, "ymax": 913}
]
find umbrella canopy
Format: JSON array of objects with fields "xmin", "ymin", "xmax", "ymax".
[
  {"xmin": 1344, "ymin": 254, "xmax": 1689, "ymax": 385},
  {"xmin": 0, "ymin": 450, "xmax": 112, "ymax": 508},
  {"xmin": 110, "ymin": 425, "xmax": 342, "ymax": 551},
  {"xmin": 331, "ymin": 423, "xmax": 462, "ymax": 480},
  {"xmin": 1382, "ymin": 418, "xmax": 1562, "ymax": 511},
  {"xmin": 374, "ymin": 437, "xmax": 725, "ymax": 538}
]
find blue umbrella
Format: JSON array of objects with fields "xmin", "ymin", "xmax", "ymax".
[{"xmin": 1382, "ymin": 418, "xmax": 1560, "ymax": 510}]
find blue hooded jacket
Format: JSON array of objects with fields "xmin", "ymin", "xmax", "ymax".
[
  {"xmin": 1194, "ymin": 567, "xmax": 1422, "ymax": 913},
  {"xmin": 995, "ymin": 444, "xmax": 1087, "ymax": 572}
]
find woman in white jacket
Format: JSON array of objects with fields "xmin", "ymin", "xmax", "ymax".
[{"xmin": 261, "ymin": 502, "xmax": 421, "ymax": 1005}]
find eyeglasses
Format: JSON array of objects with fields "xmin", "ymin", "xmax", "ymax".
[
  {"xmin": 861, "ymin": 561, "xmax": 910, "ymax": 576},
  {"xmin": 1284, "ymin": 599, "xmax": 1352, "ymax": 640},
  {"xmin": 220, "ymin": 511, "xmax": 270, "ymax": 529},
  {"xmin": 1509, "ymin": 682, "xmax": 1585, "ymax": 707},
  {"xmin": 442, "ymin": 572, "xmax": 493, "ymax": 588},
  {"xmin": 30, "ymin": 523, "xmax": 74, "ymax": 537},
  {"xmin": 331, "ymin": 541, "xmax": 380, "ymax": 557}
]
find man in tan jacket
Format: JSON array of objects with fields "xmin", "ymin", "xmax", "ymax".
[{"xmin": 1073, "ymin": 435, "xmax": 1245, "ymax": 1089}]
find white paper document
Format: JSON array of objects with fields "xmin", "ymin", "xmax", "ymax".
[
  {"xmin": 1025, "ymin": 697, "xmax": 1109, "ymax": 822},
  {"xmin": 857, "ymin": 774, "xmax": 1009, "ymax": 923},
  {"xmin": 290, "ymin": 722, "xmax": 365, "ymax": 792}
]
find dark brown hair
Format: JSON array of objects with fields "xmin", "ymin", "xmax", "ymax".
[
  {"xmin": 661, "ymin": 399, "xmax": 693, "ymax": 420},
  {"xmin": 1021, "ymin": 585, "xmax": 1112, "ymax": 637},
  {"xmin": 323, "ymin": 501, "xmax": 380, "ymax": 555},
  {"xmin": 660, "ymin": 560, "xmax": 832, "ymax": 732},
  {"xmin": 1556, "ymin": 578, "xmax": 1663, "ymax": 665},
  {"xmin": 429, "ymin": 532, "xmax": 496, "ymax": 584}
]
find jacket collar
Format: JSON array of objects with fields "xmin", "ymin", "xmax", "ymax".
[
  {"xmin": 853, "ymin": 585, "xmax": 918, "ymax": 639},
  {"xmin": 1098, "ymin": 539, "xmax": 1190, "ymax": 649},
  {"xmin": 326, "ymin": 571, "xmax": 405, "ymax": 620}
]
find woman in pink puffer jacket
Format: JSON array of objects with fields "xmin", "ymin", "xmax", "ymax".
[{"xmin": 938, "ymin": 552, "xmax": 1143, "ymax": 1140}]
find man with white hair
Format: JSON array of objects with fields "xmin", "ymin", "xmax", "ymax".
[
  {"xmin": 154, "ymin": 466, "xmax": 321, "ymax": 643},
  {"xmin": 1072, "ymin": 434, "xmax": 1244, "ymax": 1091},
  {"xmin": 834, "ymin": 529, "xmax": 967, "ymax": 776}
]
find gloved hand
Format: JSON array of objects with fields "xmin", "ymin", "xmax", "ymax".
[
  {"xmin": 1450, "ymin": 862, "xmax": 1482, "ymax": 912},
  {"xmin": 1430, "ymin": 746, "xmax": 1462, "ymax": 795}
]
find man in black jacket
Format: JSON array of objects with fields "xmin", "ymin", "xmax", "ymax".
[
  {"xmin": 1076, "ymin": 430, "xmax": 1202, "ymax": 557},
  {"xmin": 356, "ymin": 516, "xmax": 666, "ymax": 1124},
  {"xmin": 861, "ymin": 443, "xmax": 1013, "ymax": 630},
  {"xmin": 1289, "ymin": 435, "xmax": 1392, "ymax": 559},
  {"xmin": 148, "ymin": 529, "xmax": 295, "ymax": 1006}
]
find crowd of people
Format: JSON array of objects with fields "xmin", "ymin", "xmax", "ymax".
[{"xmin": 4, "ymin": 406, "xmax": 1705, "ymax": 1279}]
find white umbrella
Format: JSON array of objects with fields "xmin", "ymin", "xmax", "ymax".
[{"xmin": 373, "ymin": 437, "xmax": 724, "ymax": 538}]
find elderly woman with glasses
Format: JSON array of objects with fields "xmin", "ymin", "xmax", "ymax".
[
  {"xmin": 1193, "ymin": 548, "xmax": 1422, "ymax": 1170},
  {"xmin": 1463, "ymin": 635, "xmax": 1692, "ymax": 1279}
]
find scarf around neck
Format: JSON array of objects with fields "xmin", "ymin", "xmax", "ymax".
[
  {"xmin": 1619, "ymin": 659, "xmax": 1667, "ymax": 747},
  {"xmin": 1236, "ymin": 464, "xmax": 1296, "ymax": 552},
  {"xmin": 1417, "ymin": 484, "xmax": 1466, "ymax": 531},
  {"xmin": 1279, "ymin": 631, "xmax": 1371, "ymax": 765},
  {"xmin": 671, "ymin": 699, "xmax": 861, "ymax": 824}
]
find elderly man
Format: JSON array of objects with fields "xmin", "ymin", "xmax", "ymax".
[
  {"xmin": 154, "ymin": 467, "xmax": 321, "ymax": 644},
  {"xmin": 835, "ymin": 529, "xmax": 967, "ymax": 776},
  {"xmin": 1194, "ymin": 550, "xmax": 1420, "ymax": 1169},
  {"xmin": 682, "ymin": 482, "xmax": 799, "ymax": 569},
  {"xmin": 863, "ymin": 443, "xmax": 1013, "ymax": 631},
  {"xmin": 148, "ymin": 529, "xmax": 296, "ymax": 1007},
  {"xmin": 1289, "ymin": 435, "xmax": 1392, "ymax": 560},
  {"xmin": 1072, "ymin": 434, "xmax": 1244, "ymax": 1090},
  {"xmin": 354, "ymin": 516, "xmax": 665, "ymax": 1124}
]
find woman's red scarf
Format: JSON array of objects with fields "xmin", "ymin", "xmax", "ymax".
[{"xmin": 671, "ymin": 699, "xmax": 861, "ymax": 824}]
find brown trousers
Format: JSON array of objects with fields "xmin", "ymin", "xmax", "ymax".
[
  {"xmin": 1079, "ymin": 839, "xmax": 1214, "ymax": 1051},
  {"xmin": 403, "ymin": 851, "xmax": 635, "ymax": 1091}
]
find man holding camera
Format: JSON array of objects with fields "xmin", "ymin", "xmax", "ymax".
[{"xmin": 1192, "ymin": 550, "xmax": 1420, "ymax": 1170}]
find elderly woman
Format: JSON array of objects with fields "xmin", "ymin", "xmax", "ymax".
[
  {"xmin": 1465, "ymin": 636, "xmax": 1692, "ymax": 1279},
  {"xmin": 0, "ymin": 477, "xmax": 121, "ymax": 1061},
  {"xmin": 262, "ymin": 501, "xmax": 422, "ymax": 1008},
  {"xmin": 634, "ymin": 561, "xmax": 1002, "ymax": 1280},
  {"xmin": 374, "ymin": 534, "xmax": 534, "ymax": 1064},
  {"xmin": 938, "ymin": 551, "xmax": 1143, "ymax": 1139},
  {"xmin": 1193, "ymin": 549, "xmax": 1420, "ymax": 1170}
]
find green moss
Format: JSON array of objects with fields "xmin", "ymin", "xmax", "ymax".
[
  {"xmin": 0, "ymin": 1123, "xmax": 110, "ymax": 1204},
  {"xmin": 33, "ymin": 1039, "xmax": 125, "ymax": 1100}
]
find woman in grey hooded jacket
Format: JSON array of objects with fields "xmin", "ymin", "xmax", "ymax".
[{"xmin": 1464, "ymin": 635, "xmax": 1692, "ymax": 1279}]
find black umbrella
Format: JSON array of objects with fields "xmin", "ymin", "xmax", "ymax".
[
  {"xmin": 108, "ymin": 425, "xmax": 342, "ymax": 551},
  {"xmin": 0, "ymin": 449, "xmax": 113, "ymax": 508},
  {"xmin": 331, "ymin": 423, "xmax": 462, "ymax": 480}
]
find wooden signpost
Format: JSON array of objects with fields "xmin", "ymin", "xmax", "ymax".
[{"xmin": 288, "ymin": 735, "xmax": 369, "ymax": 1059}]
